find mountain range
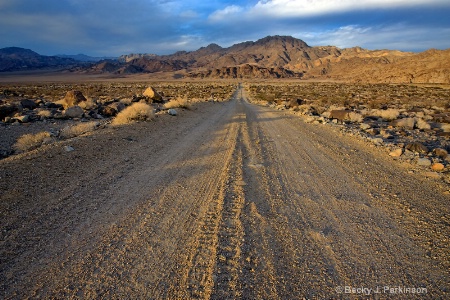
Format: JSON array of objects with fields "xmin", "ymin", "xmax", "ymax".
[{"xmin": 1, "ymin": 36, "xmax": 449, "ymax": 83}]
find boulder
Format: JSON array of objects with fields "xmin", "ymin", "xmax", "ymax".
[
  {"xmin": 391, "ymin": 118, "xmax": 415, "ymax": 129},
  {"xmin": 168, "ymin": 109, "xmax": 177, "ymax": 116},
  {"xmin": 108, "ymin": 102, "xmax": 125, "ymax": 112},
  {"xmin": 433, "ymin": 148, "xmax": 448, "ymax": 159},
  {"xmin": 143, "ymin": 87, "xmax": 163, "ymax": 102},
  {"xmin": 0, "ymin": 104, "xmax": 18, "ymax": 119},
  {"xmin": 64, "ymin": 90, "xmax": 87, "ymax": 107},
  {"xmin": 20, "ymin": 99, "xmax": 37, "ymax": 110},
  {"xmin": 64, "ymin": 106, "xmax": 84, "ymax": 118},
  {"xmin": 406, "ymin": 142, "xmax": 428, "ymax": 154}
]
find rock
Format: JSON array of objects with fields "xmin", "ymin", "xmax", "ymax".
[
  {"xmin": 424, "ymin": 172, "xmax": 442, "ymax": 179},
  {"xmin": 45, "ymin": 102, "xmax": 64, "ymax": 109},
  {"xmin": 391, "ymin": 118, "xmax": 415, "ymax": 129},
  {"xmin": 64, "ymin": 90, "xmax": 87, "ymax": 107},
  {"xmin": 20, "ymin": 99, "xmax": 37, "ymax": 110},
  {"xmin": 64, "ymin": 145, "xmax": 75, "ymax": 152},
  {"xmin": 415, "ymin": 118, "xmax": 431, "ymax": 130},
  {"xmin": 389, "ymin": 148, "xmax": 403, "ymax": 157},
  {"xmin": 0, "ymin": 104, "xmax": 18, "ymax": 119},
  {"xmin": 329, "ymin": 110, "xmax": 351, "ymax": 122},
  {"xmin": 433, "ymin": 148, "xmax": 448, "ymax": 159},
  {"xmin": 431, "ymin": 163, "xmax": 445, "ymax": 172},
  {"xmin": 305, "ymin": 116, "xmax": 316, "ymax": 123},
  {"xmin": 15, "ymin": 115, "xmax": 30, "ymax": 123},
  {"xmin": 370, "ymin": 137, "xmax": 384, "ymax": 145},
  {"xmin": 100, "ymin": 106, "xmax": 118, "ymax": 117},
  {"xmin": 108, "ymin": 102, "xmax": 125, "ymax": 112},
  {"xmin": 417, "ymin": 158, "xmax": 432, "ymax": 167},
  {"xmin": 366, "ymin": 128, "xmax": 380, "ymax": 135},
  {"xmin": 64, "ymin": 106, "xmax": 84, "ymax": 118},
  {"xmin": 168, "ymin": 109, "xmax": 177, "ymax": 116},
  {"xmin": 360, "ymin": 123, "xmax": 371, "ymax": 130},
  {"xmin": 406, "ymin": 142, "xmax": 428, "ymax": 154},
  {"xmin": 143, "ymin": 87, "xmax": 163, "ymax": 102}
]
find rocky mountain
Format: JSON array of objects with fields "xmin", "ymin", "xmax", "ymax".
[
  {"xmin": 80, "ymin": 35, "xmax": 449, "ymax": 83},
  {"xmin": 55, "ymin": 53, "xmax": 116, "ymax": 62},
  {"xmin": 3, "ymin": 36, "xmax": 449, "ymax": 83},
  {"xmin": 0, "ymin": 47, "xmax": 77, "ymax": 72}
]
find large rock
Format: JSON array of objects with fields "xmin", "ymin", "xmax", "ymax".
[
  {"xmin": 406, "ymin": 142, "xmax": 429, "ymax": 154},
  {"xmin": 433, "ymin": 148, "xmax": 448, "ymax": 159},
  {"xmin": 143, "ymin": 87, "xmax": 163, "ymax": 102},
  {"xmin": 0, "ymin": 104, "xmax": 18, "ymax": 119},
  {"xmin": 20, "ymin": 99, "xmax": 37, "ymax": 110},
  {"xmin": 64, "ymin": 90, "xmax": 87, "ymax": 107},
  {"xmin": 64, "ymin": 105, "xmax": 84, "ymax": 118}
]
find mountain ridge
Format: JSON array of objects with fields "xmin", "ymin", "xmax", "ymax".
[{"xmin": 1, "ymin": 35, "xmax": 449, "ymax": 83}]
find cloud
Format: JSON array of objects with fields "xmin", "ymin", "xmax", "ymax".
[
  {"xmin": 208, "ymin": 5, "xmax": 243, "ymax": 22},
  {"xmin": 249, "ymin": 0, "xmax": 450, "ymax": 18}
]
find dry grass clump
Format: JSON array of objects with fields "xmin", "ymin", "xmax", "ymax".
[
  {"xmin": 112, "ymin": 102, "xmax": 154, "ymax": 125},
  {"xmin": 369, "ymin": 108, "xmax": 400, "ymax": 121},
  {"xmin": 348, "ymin": 112, "xmax": 364, "ymax": 123},
  {"xmin": 13, "ymin": 131, "xmax": 51, "ymax": 153},
  {"xmin": 60, "ymin": 121, "xmax": 99, "ymax": 139},
  {"xmin": 164, "ymin": 97, "xmax": 191, "ymax": 110}
]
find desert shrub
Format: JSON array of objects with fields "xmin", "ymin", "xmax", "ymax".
[
  {"xmin": 37, "ymin": 110, "xmax": 52, "ymax": 119},
  {"xmin": 13, "ymin": 131, "xmax": 51, "ymax": 152},
  {"xmin": 59, "ymin": 121, "xmax": 98, "ymax": 139},
  {"xmin": 112, "ymin": 102, "xmax": 154, "ymax": 125},
  {"xmin": 164, "ymin": 97, "xmax": 191, "ymax": 110},
  {"xmin": 348, "ymin": 112, "xmax": 364, "ymax": 123},
  {"xmin": 370, "ymin": 108, "xmax": 400, "ymax": 121},
  {"xmin": 78, "ymin": 98, "xmax": 97, "ymax": 110}
]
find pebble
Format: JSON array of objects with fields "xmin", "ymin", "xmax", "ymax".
[
  {"xmin": 389, "ymin": 148, "xmax": 403, "ymax": 157},
  {"xmin": 431, "ymin": 163, "xmax": 445, "ymax": 172},
  {"xmin": 64, "ymin": 146, "xmax": 75, "ymax": 152}
]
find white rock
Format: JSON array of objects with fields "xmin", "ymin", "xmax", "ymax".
[
  {"xmin": 168, "ymin": 109, "xmax": 177, "ymax": 116},
  {"xmin": 64, "ymin": 145, "xmax": 75, "ymax": 152},
  {"xmin": 360, "ymin": 123, "xmax": 371, "ymax": 130}
]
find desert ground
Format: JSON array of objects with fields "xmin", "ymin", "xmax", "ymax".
[{"xmin": 1, "ymin": 76, "xmax": 449, "ymax": 299}]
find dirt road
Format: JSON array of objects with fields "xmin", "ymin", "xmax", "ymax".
[{"xmin": 1, "ymin": 86, "xmax": 449, "ymax": 299}]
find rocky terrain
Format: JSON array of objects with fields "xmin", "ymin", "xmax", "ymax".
[
  {"xmin": 0, "ymin": 82, "xmax": 235, "ymax": 158},
  {"xmin": 247, "ymin": 82, "xmax": 450, "ymax": 184}
]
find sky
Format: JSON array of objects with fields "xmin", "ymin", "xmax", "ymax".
[{"xmin": 1, "ymin": 0, "xmax": 450, "ymax": 56}]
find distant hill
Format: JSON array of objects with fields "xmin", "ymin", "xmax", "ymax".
[
  {"xmin": 55, "ymin": 53, "xmax": 117, "ymax": 62},
  {"xmin": 0, "ymin": 47, "xmax": 77, "ymax": 72}
]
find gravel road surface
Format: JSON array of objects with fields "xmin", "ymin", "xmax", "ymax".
[{"xmin": 1, "ymin": 86, "xmax": 449, "ymax": 299}]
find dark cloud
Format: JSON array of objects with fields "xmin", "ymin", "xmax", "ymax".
[{"xmin": 0, "ymin": 0, "xmax": 449, "ymax": 56}]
